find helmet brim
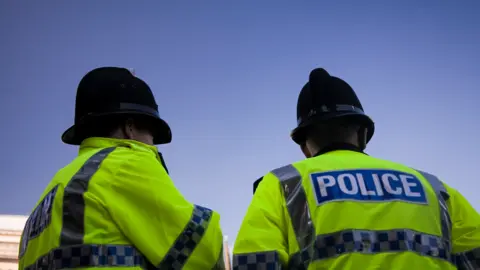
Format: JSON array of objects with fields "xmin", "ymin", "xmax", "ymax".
[
  {"xmin": 61, "ymin": 111, "xmax": 172, "ymax": 145},
  {"xmin": 290, "ymin": 113, "xmax": 374, "ymax": 145}
]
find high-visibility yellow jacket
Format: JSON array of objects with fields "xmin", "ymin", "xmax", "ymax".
[
  {"xmin": 233, "ymin": 150, "xmax": 480, "ymax": 269},
  {"xmin": 18, "ymin": 137, "xmax": 225, "ymax": 270}
]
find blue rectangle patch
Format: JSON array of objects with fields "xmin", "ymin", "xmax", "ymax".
[{"xmin": 310, "ymin": 169, "xmax": 427, "ymax": 205}]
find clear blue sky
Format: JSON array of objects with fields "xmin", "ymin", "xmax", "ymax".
[{"xmin": 1, "ymin": 1, "xmax": 478, "ymax": 246}]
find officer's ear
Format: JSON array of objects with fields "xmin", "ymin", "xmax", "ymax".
[
  {"xmin": 123, "ymin": 118, "xmax": 135, "ymax": 140},
  {"xmin": 301, "ymin": 143, "xmax": 312, "ymax": 158}
]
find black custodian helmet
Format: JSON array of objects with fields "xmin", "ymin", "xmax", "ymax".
[
  {"xmin": 61, "ymin": 67, "xmax": 172, "ymax": 145},
  {"xmin": 290, "ymin": 68, "xmax": 374, "ymax": 145}
]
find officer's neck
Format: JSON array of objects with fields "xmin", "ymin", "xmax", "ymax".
[{"xmin": 312, "ymin": 142, "xmax": 365, "ymax": 157}]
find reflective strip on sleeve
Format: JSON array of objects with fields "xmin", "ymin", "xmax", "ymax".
[
  {"xmin": 157, "ymin": 204, "xmax": 213, "ymax": 269},
  {"xmin": 232, "ymin": 251, "xmax": 281, "ymax": 270},
  {"xmin": 415, "ymin": 170, "xmax": 452, "ymax": 255},
  {"xmin": 24, "ymin": 244, "xmax": 147, "ymax": 270},
  {"xmin": 272, "ymin": 164, "xmax": 315, "ymax": 269},
  {"xmin": 454, "ymin": 247, "xmax": 480, "ymax": 270},
  {"xmin": 232, "ymin": 165, "xmax": 316, "ymax": 269},
  {"xmin": 271, "ymin": 164, "xmax": 315, "ymax": 250},
  {"xmin": 60, "ymin": 147, "xmax": 117, "ymax": 246}
]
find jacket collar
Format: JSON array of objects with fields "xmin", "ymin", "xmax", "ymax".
[
  {"xmin": 313, "ymin": 142, "xmax": 366, "ymax": 157},
  {"xmin": 79, "ymin": 137, "xmax": 162, "ymax": 161}
]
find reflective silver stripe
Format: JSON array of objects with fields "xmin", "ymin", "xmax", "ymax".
[
  {"xmin": 60, "ymin": 147, "xmax": 116, "ymax": 245},
  {"xmin": 415, "ymin": 170, "xmax": 452, "ymax": 255},
  {"xmin": 158, "ymin": 204, "xmax": 214, "ymax": 269},
  {"xmin": 271, "ymin": 164, "xmax": 315, "ymax": 269},
  {"xmin": 24, "ymin": 244, "xmax": 147, "ymax": 270},
  {"xmin": 232, "ymin": 251, "xmax": 281, "ymax": 270},
  {"xmin": 454, "ymin": 247, "xmax": 480, "ymax": 270}
]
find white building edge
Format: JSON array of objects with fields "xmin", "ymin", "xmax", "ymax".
[
  {"xmin": 0, "ymin": 215, "xmax": 232, "ymax": 270},
  {"xmin": 0, "ymin": 215, "xmax": 27, "ymax": 270}
]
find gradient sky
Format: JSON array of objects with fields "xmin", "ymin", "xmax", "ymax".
[{"xmin": 1, "ymin": 1, "xmax": 478, "ymax": 247}]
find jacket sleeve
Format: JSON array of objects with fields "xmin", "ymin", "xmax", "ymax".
[
  {"xmin": 105, "ymin": 152, "xmax": 224, "ymax": 269},
  {"xmin": 233, "ymin": 172, "xmax": 289, "ymax": 268},
  {"xmin": 445, "ymin": 184, "xmax": 480, "ymax": 269}
]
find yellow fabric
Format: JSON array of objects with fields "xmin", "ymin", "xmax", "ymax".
[
  {"xmin": 19, "ymin": 137, "xmax": 224, "ymax": 270},
  {"xmin": 233, "ymin": 150, "xmax": 477, "ymax": 269},
  {"xmin": 233, "ymin": 172, "xmax": 291, "ymax": 264},
  {"xmin": 445, "ymin": 184, "xmax": 480, "ymax": 254}
]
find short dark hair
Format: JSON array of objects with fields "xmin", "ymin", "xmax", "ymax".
[{"xmin": 306, "ymin": 118, "xmax": 360, "ymax": 147}]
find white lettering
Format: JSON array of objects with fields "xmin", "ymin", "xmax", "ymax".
[
  {"xmin": 312, "ymin": 170, "xmax": 427, "ymax": 206},
  {"xmin": 356, "ymin": 173, "xmax": 376, "ymax": 196},
  {"xmin": 317, "ymin": 175, "xmax": 336, "ymax": 197},
  {"xmin": 372, "ymin": 174, "xmax": 384, "ymax": 196},
  {"xmin": 400, "ymin": 174, "xmax": 421, "ymax": 197},
  {"xmin": 338, "ymin": 174, "xmax": 358, "ymax": 195},
  {"xmin": 382, "ymin": 173, "xmax": 401, "ymax": 195}
]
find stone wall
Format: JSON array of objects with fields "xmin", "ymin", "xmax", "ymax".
[
  {"xmin": 0, "ymin": 215, "xmax": 26, "ymax": 270},
  {"xmin": 0, "ymin": 230, "xmax": 22, "ymax": 270}
]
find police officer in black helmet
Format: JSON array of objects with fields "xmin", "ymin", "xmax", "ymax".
[
  {"xmin": 252, "ymin": 68, "xmax": 374, "ymax": 194},
  {"xmin": 291, "ymin": 68, "xmax": 374, "ymax": 159},
  {"xmin": 62, "ymin": 67, "xmax": 172, "ymax": 146},
  {"xmin": 19, "ymin": 67, "xmax": 226, "ymax": 270},
  {"xmin": 235, "ymin": 68, "xmax": 479, "ymax": 269},
  {"xmin": 62, "ymin": 67, "xmax": 174, "ymax": 169}
]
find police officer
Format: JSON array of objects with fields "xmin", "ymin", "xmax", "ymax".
[
  {"xmin": 19, "ymin": 67, "xmax": 225, "ymax": 270},
  {"xmin": 233, "ymin": 68, "xmax": 480, "ymax": 269}
]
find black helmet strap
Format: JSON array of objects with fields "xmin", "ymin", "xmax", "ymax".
[
  {"xmin": 77, "ymin": 102, "xmax": 161, "ymax": 124},
  {"xmin": 297, "ymin": 104, "xmax": 365, "ymax": 126},
  {"xmin": 98, "ymin": 102, "xmax": 160, "ymax": 118}
]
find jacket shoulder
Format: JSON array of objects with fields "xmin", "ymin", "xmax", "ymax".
[
  {"xmin": 252, "ymin": 161, "xmax": 305, "ymax": 194},
  {"xmin": 81, "ymin": 147, "xmax": 165, "ymax": 188},
  {"xmin": 253, "ymin": 176, "xmax": 263, "ymax": 194}
]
